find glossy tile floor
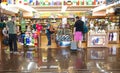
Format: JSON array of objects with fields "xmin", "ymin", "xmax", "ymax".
[{"xmin": 0, "ymin": 34, "xmax": 120, "ymax": 73}]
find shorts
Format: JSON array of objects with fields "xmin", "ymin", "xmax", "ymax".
[{"xmin": 74, "ymin": 31, "xmax": 83, "ymax": 41}]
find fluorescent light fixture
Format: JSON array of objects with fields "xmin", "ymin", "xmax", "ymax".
[
  {"xmin": 1, "ymin": 4, "xmax": 19, "ymax": 13},
  {"xmin": 92, "ymin": 1, "xmax": 120, "ymax": 12},
  {"xmin": 61, "ymin": 5, "xmax": 67, "ymax": 12},
  {"xmin": 16, "ymin": 4, "xmax": 37, "ymax": 12},
  {"xmin": 1, "ymin": 4, "xmax": 37, "ymax": 13}
]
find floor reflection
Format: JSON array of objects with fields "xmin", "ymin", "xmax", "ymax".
[{"xmin": 0, "ymin": 47, "xmax": 120, "ymax": 73}]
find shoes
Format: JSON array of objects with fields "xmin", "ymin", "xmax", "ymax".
[
  {"xmin": 47, "ymin": 45, "xmax": 51, "ymax": 47},
  {"xmin": 13, "ymin": 51, "xmax": 20, "ymax": 55},
  {"xmin": 10, "ymin": 51, "xmax": 13, "ymax": 53}
]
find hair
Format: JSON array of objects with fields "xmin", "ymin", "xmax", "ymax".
[
  {"xmin": 11, "ymin": 16, "xmax": 15, "ymax": 19},
  {"xmin": 76, "ymin": 16, "xmax": 79, "ymax": 19}
]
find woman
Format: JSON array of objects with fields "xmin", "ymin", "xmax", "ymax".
[
  {"xmin": 36, "ymin": 20, "xmax": 43, "ymax": 47},
  {"xmin": 36, "ymin": 20, "xmax": 43, "ymax": 35},
  {"xmin": 46, "ymin": 21, "xmax": 55, "ymax": 47},
  {"xmin": 45, "ymin": 21, "xmax": 52, "ymax": 47}
]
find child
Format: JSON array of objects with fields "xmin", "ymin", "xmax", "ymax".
[{"xmin": 2, "ymin": 27, "xmax": 8, "ymax": 37}]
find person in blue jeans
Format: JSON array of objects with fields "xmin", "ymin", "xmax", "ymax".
[
  {"xmin": 6, "ymin": 16, "xmax": 18, "ymax": 54},
  {"xmin": 46, "ymin": 21, "xmax": 51, "ymax": 47}
]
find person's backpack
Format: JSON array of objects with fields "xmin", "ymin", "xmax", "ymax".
[{"xmin": 83, "ymin": 24, "xmax": 88, "ymax": 34}]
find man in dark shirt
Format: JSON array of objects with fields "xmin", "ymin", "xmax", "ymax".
[{"xmin": 73, "ymin": 16, "xmax": 84, "ymax": 48}]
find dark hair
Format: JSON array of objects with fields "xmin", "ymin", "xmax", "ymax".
[
  {"xmin": 76, "ymin": 16, "xmax": 79, "ymax": 19},
  {"xmin": 11, "ymin": 16, "xmax": 15, "ymax": 19}
]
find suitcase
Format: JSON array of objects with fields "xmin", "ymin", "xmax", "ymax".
[{"xmin": 70, "ymin": 41, "xmax": 77, "ymax": 51}]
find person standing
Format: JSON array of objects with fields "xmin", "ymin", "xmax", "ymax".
[
  {"xmin": 36, "ymin": 20, "xmax": 43, "ymax": 35},
  {"xmin": 45, "ymin": 21, "xmax": 52, "ymax": 47},
  {"xmin": 6, "ymin": 16, "xmax": 18, "ymax": 54},
  {"xmin": 36, "ymin": 20, "xmax": 43, "ymax": 47},
  {"xmin": 73, "ymin": 16, "xmax": 84, "ymax": 49}
]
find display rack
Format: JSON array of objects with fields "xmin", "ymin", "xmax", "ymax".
[
  {"xmin": 56, "ymin": 28, "xmax": 72, "ymax": 47},
  {"xmin": 107, "ymin": 16, "xmax": 120, "ymax": 44}
]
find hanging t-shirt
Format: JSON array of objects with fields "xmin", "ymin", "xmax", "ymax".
[
  {"xmin": 36, "ymin": 24, "xmax": 43, "ymax": 32},
  {"xmin": 32, "ymin": 24, "xmax": 36, "ymax": 30},
  {"xmin": 21, "ymin": 19, "xmax": 26, "ymax": 33}
]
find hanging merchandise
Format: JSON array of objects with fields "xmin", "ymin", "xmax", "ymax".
[
  {"xmin": 72, "ymin": 0, "xmax": 78, "ymax": 6},
  {"xmin": 36, "ymin": 0, "xmax": 40, "ymax": 5},
  {"xmin": 96, "ymin": 0, "xmax": 105, "ymax": 6},
  {"xmin": 93, "ymin": 0, "xmax": 96, "ymax": 5},
  {"xmin": 79, "ymin": 0, "xmax": 84, "ymax": 5},
  {"xmin": 18, "ymin": 0, "xmax": 23, "ymax": 4},
  {"xmin": 87, "ymin": 0, "xmax": 93, "ymax": 5},
  {"xmin": 44, "ymin": 0, "xmax": 49, "ymax": 6},
  {"xmin": 39, "ymin": 0, "xmax": 44, "ymax": 6},
  {"xmin": 29, "ymin": 0, "xmax": 33, "ymax": 4},
  {"xmin": 7, "ymin": 0, "xmax": 12, "ymax": 4},
  {"xmin": 23, "ymin": 0, "xmax": 29, "ymax": 5},
  {"xmin": 56, "ymin": 0, "xmax": 61, "ymax": 5},
  {"xmin": 21, "ymin": 19, "xmax": 26, "ymax": 33},
  {"xmin": 33, "ymin": 0, "xmax": 36, "ymax": 5},
  {"xmin": 2, "ymin": 0, "xmax": 7, "ymax": 4},
  {"xmin": 50, "ymin": 0, "xmax": 54, "ymax": 6}
]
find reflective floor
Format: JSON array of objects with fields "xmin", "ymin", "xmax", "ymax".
[{"xmin": 0, "ymin": 35, "xmax": 120, "ymax": 73}]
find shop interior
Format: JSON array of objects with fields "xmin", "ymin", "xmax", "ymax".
[{"xmin": 0, "ymin": 0, "xmax": 120, "ymax": 73}]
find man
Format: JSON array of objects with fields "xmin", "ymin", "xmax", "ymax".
[
  {"xmin": 73, "ymin": 16, "xmax": 84, "ymax": 49},
  {"xmin": 6, "ymin": 16, "xmax": 18, "ymax": 54}
]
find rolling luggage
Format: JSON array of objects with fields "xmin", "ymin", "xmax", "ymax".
[{"xmin": 70, "ymin": 41, "xmax": 77, "ymax": 51}]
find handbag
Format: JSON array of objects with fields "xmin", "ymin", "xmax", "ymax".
[
  {"xmin": 47, "ymin": 29, "xmax": 54, "ymax": 34},
  {"xmin": 2, "ymin": 37, "xmax": 9, "ymax": 46}
]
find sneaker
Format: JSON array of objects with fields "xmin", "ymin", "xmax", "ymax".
[
  {"xmin": 10, "ymin": 51, "xmax": 13, "ymax": 53},
  {"xmin": 13, "ymin": 52, "xmax": 20, "ymax": 55},
  {"xmin": 47, "ymin": 45, "xmax": 51, "ymax": 47}
]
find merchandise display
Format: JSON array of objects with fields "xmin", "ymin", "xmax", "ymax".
[
  {"xmin": 87, "ymin": 33, "xmax": 107, "ymax": 47},
  {"xmin": 17, "ymin": 31, "xmax": 38, "ymax": 47},
  {"xmin": 107, "ymin": 16, "xmax": 120, "ymax": 43},
  {"xmin": 56, "ymin": 28, "xmax": 72, "ymax": 47}
]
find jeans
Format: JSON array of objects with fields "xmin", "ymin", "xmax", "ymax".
[
  {"xmin": 46, "ymin": 33, "xmax": 51, "ymax": 45},
  {"xmin": 9, "ymin": 34, "xmax": 18, "ymax": 52}
]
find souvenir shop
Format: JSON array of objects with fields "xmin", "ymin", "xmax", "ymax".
[{"xmin": 0, "ymin": 0, "xmax": 120, "ymax": 48}]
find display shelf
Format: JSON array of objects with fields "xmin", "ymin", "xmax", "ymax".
[
  {"xmin": 107, "ymin": 15, "xmax": 120, "ymax": 44},
  {"xmin": 87, "ymin": 32, "xmax": 108, "ymax": 47}
]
